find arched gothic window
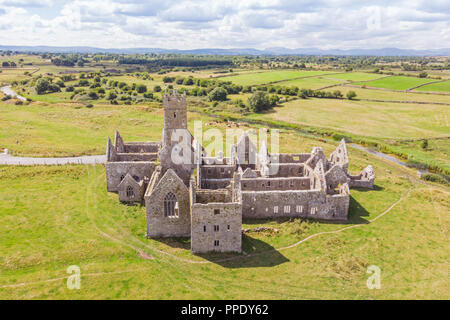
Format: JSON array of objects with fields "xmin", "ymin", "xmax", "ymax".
[
  {"xmin": 126, "ymin": 186, "xmax": 134, "ymax": 198},
  {"xmin": 164, "ymin": 192, "xmax": 178, "ymax": 217}
]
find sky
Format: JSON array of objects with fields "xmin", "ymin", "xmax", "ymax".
[{"xmin": 0, "ymin": 0, "xmax": 449, "ymax": 50}]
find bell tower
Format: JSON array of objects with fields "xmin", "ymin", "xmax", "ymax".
[{"xmin": 160, "ymin": 90, "xmax": 193, "ymax": 185}]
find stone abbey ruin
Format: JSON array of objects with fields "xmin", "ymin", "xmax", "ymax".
[{"xmin": 105, "ymin": 91, "xmax": 375, "ymax": 254}]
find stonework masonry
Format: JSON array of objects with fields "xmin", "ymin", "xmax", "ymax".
[{"xmin": 105, "ymin": 90, "xmax": 375, "ymax": 253}]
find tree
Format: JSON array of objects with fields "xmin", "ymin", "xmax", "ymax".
[
  {"xmin": 35, "ymin": 78, "xmax": 50, "ymax": 94},
  {"xmin": 163, "ymin": 76, "xmax": 175, "ymax": 83},
  {"xmin": 332, "ymin": 90, "xmax": 343, "ymax": 98},
  {"xmin": 269, "ymin": 94, "xmax": 280, "ymax": 107},
  {"xmin": 208, "ymin": 87, "xmax": 227, "ymax": 102},
  {"xmin": 248, "ymin": 91, "xmax": 272, "ymax": 112},
  {"xmin": 136, "ymin": 84, "xmax": 147, "ymax": 93},
  {"xmin": 418, "ymin": 72, "xmax": 428, "ymax": 78},
  {"xmin": 106, "ymin": 92, "xmax": 117, "ymax": 100},
  {"xmin": 421, "ymin": 139, "xmax": 428, "ymax": 150},
  {"xmin": 346, "ymin": 91, "xmax": 357, "ymax": 100},
  {"xmin": 153, "ymin": 85, "xmax": 162, "ymax": 92},
  {"xmin": 183, "ymin": 77, "xmax": 194, "ymax": 85}
]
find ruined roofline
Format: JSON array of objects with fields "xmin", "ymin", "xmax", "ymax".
[
  {"xmin": 163, "ymin": 89, "xmax": 187, "ymax": 106},
  {"xmin": 123, "ymin": 141, "xmax": 161, "ymax": 145}
]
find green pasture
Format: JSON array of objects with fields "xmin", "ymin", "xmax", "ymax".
[{"xmin": 353, "ymin": 76, "xmax": 435, "ymax": 91}]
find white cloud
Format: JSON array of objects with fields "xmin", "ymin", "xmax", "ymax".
[{"xmin": 0, "ymin": 0, "xmax": 448, "ymax": 50}]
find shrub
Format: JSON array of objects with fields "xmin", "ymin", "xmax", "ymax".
[
  {"xmin": 35, "ymin": 78, "xmax": 50, "ymax": 94},
  {"xmin": 136, "ymin": 84, "xmax": 147, "ymax": 93},
  {"xmin": 269, "ymin": 94, "xmax": 280, "ymax": 107},
  {"xmin": 183, "ymin": 77, "xmax": 194, "ymax": 85},
  {"xmin": 421, "ymin": 173, "xmax": 449, "ymax": 186},
  {"xmin": 421, "ymin": 139, "xmax": 428, "ymax": 150},
  {"xmin": 65, "ymin": 86, "xmax": 75, "ymax": 92},
  {"xmin": 153, "ymin": 85, "xmax": 162, "ymax": 92},
  {"xmin": 78, "ymin": 79, "xmax": 90, "ymax": 87},
  {"xmin": 88, "ymin": 91, "xmax": 99, "ymax": 99},
  {"xmin": 418, "ymin": 72, "xmax": 428, "ymax": 78},
  {"xmin": 248, "ymin": 91, "xmax": 272, "ymax": 113},
  {"xmin": 346, "ymin": 91, "xmax": 357, "ymax": 100},
  {"xmin": 86, "ymin": 104, "xmax": 94, "ymax": 108},
  {"xmin": 162, "ymin": 76, "xmax": 175, "ymax": 83},
  {"xmin": 208, "ymin": 87, "xmax": 227, "ymax": 101},
  {"xmin": 106, "ymin": 92, "xmax": 117, "ymax": 100}
]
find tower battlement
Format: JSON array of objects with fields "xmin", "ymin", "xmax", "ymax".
[{"xmin": 163, "ymin": 90, "xmax": 187, "ymax": 110}]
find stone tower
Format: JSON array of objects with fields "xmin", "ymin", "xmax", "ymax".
[
  {"xmin": 162, "ymin": 90, "xmax": 187, "ymax": 144},
  {"xmin": 160, "ymin": 90, "xmax": 194, "ymax": 185}
]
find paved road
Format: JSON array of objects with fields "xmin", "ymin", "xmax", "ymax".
[
  {"xmin": 0, "ymin": 85, "xmax": 27, "ymax": 101},
  {"xmin": 0, "ymin": 154, "xmax": 106, "ymax": 165}
]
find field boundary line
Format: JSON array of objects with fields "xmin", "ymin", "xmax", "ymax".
[
  {"xmin": 406, "ymin": 79, "xmax": 449, "ymax": 91},
  {"xmin": 342, "ymin": 83, "xmax": 450, "ymax": 96}
]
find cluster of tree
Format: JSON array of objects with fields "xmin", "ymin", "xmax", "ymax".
[
  {"xmin": 35, "ymin": 78, "xmax": 62, "ymax": 94},
  {"xmin": 50, "ymin": 54, "xmax": 88, "ymax": 67},
  {"xmin": 119, "ymin": 56, "xmax": 233, "ymax": 68},
  {"xmin": 1, "ymin": 61, "xmax": 17, "ymax": 67},
  {"xmin": 247, "ymin": 91, "xmax": 279, "ymax": 112}
]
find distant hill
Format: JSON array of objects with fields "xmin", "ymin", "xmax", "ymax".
[{"xmin": 0, "ymin": 45, "xmax": 449, "ymax": 56}]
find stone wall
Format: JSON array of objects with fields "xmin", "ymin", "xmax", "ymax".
[
  {"xmin": 241, "ymin": 189, "xmax": 325, "ymax": 219},
  {"xmin": 191, "ymin": 202, "xmax": 242, "ymax": 253},
  {"xmin": 106, "ymin": 161, "xmax": 156, "ymax": 192},
  {"xmin": 195, "ymin": 189, "xmax": 231, "ymax": 204},
  {"xmin": 241, "ymin": 177, "xmax": 311, "ymax": 191},
  {"xmin": 118, "ymin": 177, "xmax": 145, "ymax": 203},
  {"xmin": 115, "ymin": 153, "xmax": 158, "ymax": 162},
  {"xmin": 201, "ymin": 179, "xmax": 232, "ymax": 189},
  {"xmin": 201, "ymin": 165, "xmax": 236, "ymax": 179},
  {"xmin": 123, "ymin": 142, "xmax": 160, "ymax": 153},
  {"xmin": 264, "ymin": 163, "xmax": 305, "ymax": 177},
  {"xmin": 145, "ymin": 169, "xmax": 191, "ymax": 238},
  {"xmin": 275, "ymin": 153, "xmax": 311, "ymax": 163}
]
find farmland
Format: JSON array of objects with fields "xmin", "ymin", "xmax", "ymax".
[
  {"xmin": 352, "ymin": 76, "xmax": 436, "ymax": 91},
  {"xmin": 413, "ymin": 80, "xmax": 450, "ymax": 93},
  {"xmin": 222, "ymin": 70, "xmax": 334, "ymax": 86}
]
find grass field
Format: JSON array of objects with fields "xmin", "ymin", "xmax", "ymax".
[
  {"xmin": 223, "ymin": 70, "xmax": 334, "ymax": 86},
  {"xmin": 352, "ymin": 76, "xmax": 435, "ymax": 91},
  {"xmin": 0, "ymin": 134, "xmax": 448, "ymax": 299},
  {"xmin": 225, "ymin": 98, "xmax": 450, "ymax": 174},
  {"xmin": 337, "ymin": 86, "xmax": 450, "ymax": 103},
  {"xmin": 277, "ymin": 76, "xmax": 344, "ymax": 89},
  {"xmin": 275, "ymin": 77, "xmax": 345, "ymax": 89},
  {"xmin": 246, "ymin": 98, "xmax": 449, "ymax": 140},
  {"xmin": 0, "ymin": 102, "xmax": 211, "ymax": 157},
  {"xmin": 413, "ymin": 80, "xmax": 450, "ymax": 93}
]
